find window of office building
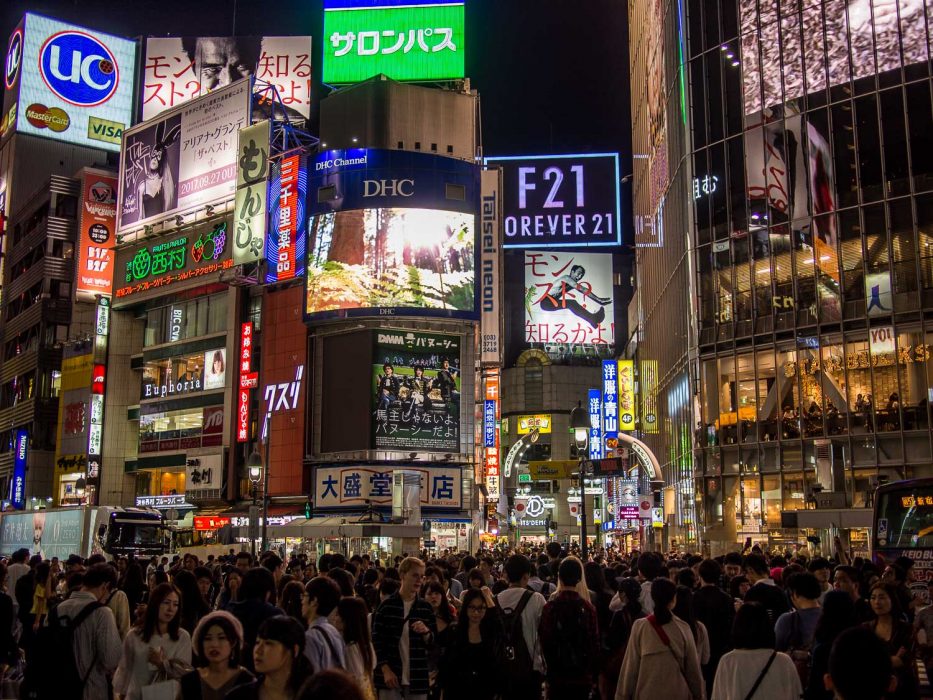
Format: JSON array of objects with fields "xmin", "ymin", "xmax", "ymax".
[{"xmin": 143, "ymin": 293, "xmax": 227, "ymax": 347}]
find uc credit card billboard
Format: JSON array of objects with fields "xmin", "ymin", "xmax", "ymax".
[
  {"xmin": 3, "ymin": 13, "xmax": 136, "ymax": 151},
  {"xmin": 305, "ymin": 148, "xmax": 478, "ymax": 320}
]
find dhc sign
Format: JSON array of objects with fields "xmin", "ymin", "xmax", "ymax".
[{"xmin": 363, "ymin": 179, "xmax": 414, "ymax": 198}]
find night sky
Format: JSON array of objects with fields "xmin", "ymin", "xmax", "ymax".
[{"xmin": 0, "ymin": 0, "xmax": 631, "ymax": 159}]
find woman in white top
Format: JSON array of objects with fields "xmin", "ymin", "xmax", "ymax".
[
  {"xmin": 114, "ymin": 582, "xmax": 193, "ymax": 700},
  {"xmin": 334, "ymin": 597, "xmax": 377, "ymax": 700},
  {"xmin": 711, "ymin": 602, "xmax": 802, "ymax": 700}
]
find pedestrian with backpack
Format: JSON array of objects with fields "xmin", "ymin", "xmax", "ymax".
[
  {"xmin": 20, "ymin": 562, "xmax": 122, "ymax": 700},
  {"xmin": 774, "ymin": 571, "xmax": 821, "ymax": 685},
  {"xmin": 495, "ymin": 554, "xmax": 546, "ymax": 700},
  {"xmin": 540, "ymin": 557, "xmax": 600, "ymax": 700}
]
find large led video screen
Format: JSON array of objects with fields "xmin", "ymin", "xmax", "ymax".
[
  {"xmin": 305, "ymin": 207, "xmax": 475, "ymax": 319},
  {"xmin": 741, "ymin": 0, "xmax": 929, "ymax": 114}
]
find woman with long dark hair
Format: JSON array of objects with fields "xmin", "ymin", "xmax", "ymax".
[
  {"xmin": 335, "ymin": 597, "xmax": 376, "ymax": 700},
  {"xmin": 804, "ymin": 590, "xmax": 856, "ymax": 700},
  {"xmin": 422, "ymin": 581, "xmax": 455, "ymax": 699},
  {"xmin": 584, "ymin": 561, "xmax": 614, "ymax": 642},
  {"xmin": 864, "ymin": 582, "xmax": 918, "ymax": 699},
  {"xmin": 179, "ymin": 610, "xmax": 254, "ymax": 699},
  {"xmin": 279, "ymin": 580, "xmax": 306, "ymax": 629},
  {"xmin": 439, "ymin": 588, "xmax": 501, "ymax": 700},
  {"xmin": 601, "ymin": 577, "xmax": 646, "ymax": 700},
  {"xmin": 227, "ymin": 615, "xmax": 313, "ymax": 700},
  {"xmin": 121, "ymin": 560, "xmax": 147, "ymax": 613},
  {"xmin": 617, "ymin": 578, "xmax": 704, "ymax": 700},
  {"xmin": 114, "ymin": 582, "xmax": 193, "ymax": 700},
  {"xmin": 215, "ymin": 567, "xmax": 242, "ymax": 610},
  {"xmin": 174, "ymin": 569, "xmax": 210, "ymax": 635},
  {"xmin": 673, "ymin": 585, "xmax": 710, "ymax": 667}
]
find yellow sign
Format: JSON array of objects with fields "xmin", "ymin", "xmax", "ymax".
[
  {"xmin": 618, "ymin": 360, "xmax": 636, "ymax": 431},
  {"xmin": 640, "ymin": 359, "xmax": 659, "ymax": 433},
  {"xmin": 517, "ymin": 414, "xmax": 551, "ymax": 434},
  {"xmin": 528, "ymin": 460, "xmax": 578, "ymax": 480}
]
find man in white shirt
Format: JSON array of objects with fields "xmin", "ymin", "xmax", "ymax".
[{"xmin": 495, "ymin": 554, "xmax": 546, "ymax": 700}]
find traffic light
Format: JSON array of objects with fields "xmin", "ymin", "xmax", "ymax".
[{"xmin": 304, "ymin": 500, "xmax": 311, "ymax": 519}]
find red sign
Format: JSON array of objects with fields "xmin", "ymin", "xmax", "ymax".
[
  {"xmin": 76, "ymin": 171, "xmax": 118, "ymax": 302},
  {"xmin": 194, "ymin": 516, "xmax": 231, "ymax": 531},
  {"xmin": 202, "ymin": 406, "xmax": 224, "ymax": 435},
  {"xmin": 237, "ymin": 322, "xmax": 253, "ymax": 443},
  {"xmin": 276, "ymin": 155, "xmax": 300, "ymax": 281},
  {"xmin": 91, "ymin": 364, "xmax": 106, "ymax": 394}
]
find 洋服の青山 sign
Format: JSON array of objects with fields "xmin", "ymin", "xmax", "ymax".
[{"xmin": 113, "ymin": 221, "xmax": 233, "ymax": 304}]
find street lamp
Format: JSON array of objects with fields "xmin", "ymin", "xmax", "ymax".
[
  {"xmin": 570, "ymin": 401, "xmax": 590, "ymax": 560},
  {"xmin": 247, "ymin": 452, "xmax": 262, "ymax": 557}
]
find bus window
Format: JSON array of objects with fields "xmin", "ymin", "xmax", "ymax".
[{"xmin": 876, "ymin": 487, "xmax": 933, "ymax": 548}]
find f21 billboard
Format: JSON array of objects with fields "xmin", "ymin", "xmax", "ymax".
[
  {"xmin": 2, "ymin": 13, "xmax": 136, "ymax": 150},
  {"xmin": 485, "ymin": 153, "xmax": 624, "ymax": 248},
  {"xmin": 305, "ymin": 149, "xmax": 479, "ymax": 319}
]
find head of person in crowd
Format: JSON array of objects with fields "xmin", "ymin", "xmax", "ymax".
[
  {"xmin": 673, "ymin": 584, "xmax": 699, "ymax": 639},
  {"xmin": 421, "ymin": 582, "xmax": 453, "ymax": 623},
  {"xmin": 723, "ymin": 552, "xmax": 743, "ymax": 579},
  {"xmin": 224, "ymin": 567, "xmax": 243, "ymax": 601},
  {"xmin": 279, "ymin": 580, "xmax": 306, "ymax": 627},
  {"xmin": 808, "ymin": 557, "xmax": 832, "ymax": 587},
  {"xmin": 458, "ymin": 555, "xmax": 477, "ymax": 574},
  {"xmin": 743, "ymin": 553, "xmax": 771, "ymax": 583},
  {"xmin": 731, "ymin": 602, "xmax": 776, "ymax": 649},
  {"xmin": 254, "ymin": 615, "xmax": 312, "ymax": 693},
  {"xmin": 10, "ymin": 548, "xmax": 28, "ymax": 565},
  {"xmin": 868, "ymin": 581, "xmax": 903, "ymax": 622},
  {"xmin": 545, "ymin": 541, "xmax": 562, "ymax": 561},
  {"xmin": 378, "ymin": 578, "xmax": 400, "ymax": 603},
  {"xmin": 697, "ymin": 559, "xmax": 722, "ymax": 587},
  {"xmin": 235, "ymin": 552, "xmax": 253, "ymax": 574},
  {"xmin": 893, "ymin": 556, "xmax": 916, "ymax": 583},
  {"xmin": 814, "ymin": 590, "xmax": 856, "ymax": 646},
  {"xmin": 302, "ymin": 576, "xmax": 341, "ymax": 623},
  {"xmin": 825, "ymin": 626, "xmax": 895, "ymax": 699},
  {"xmin": 326, "ymin": 567, "xmax": 355, "ymax": 598},
  {"xmin": 832, "ymin": 566, "xmax": 860, "ymax": 600},
  {"xmin": 676, "ymin": 568, "xmax": 697, "ymax": 589},
  {"xmin": 240, "ymin": 566, "xmax": 277, "ymax": 604},
  {"xmin": 466, "ymin": 568, "xmax": 485, "ymax": 591},
  {"xmin": 584, "ymin": 561, "xmax": 610, "ymax": 594},
  {"xmin": 194, "ymin": 566, "xmax": 213, "ymax": 598},
  {"xmin": 334, "ymin": 597, "xmax": 374, "ymax": 672},
  {"xmin": 81, "ymin": 562, "xmax": 117, "ymax": 602},
  {"xmin": 193, "ymin": 610, "xmax": 244, "ymax": 668},
  {"xmin": 557, "ymin": 556, "xmax": 589, "ymax": 599},
  {"xmin": 457, "ymin": 588, "xmax": 490, "ymax": 637},
  {"xmin": 296, "ymin": 668, "xmax": 367, "ymax": 700},
  {"xmin": 618, "ymin": 577, "xmax": 644, "ymax": 615},
  {"xmin": 143, "ymin": 582, "xmax": 183, "ymax": 642},
  {"xmin": 785, "ymin": 571, "xmax": 822, "ymax": 609},
  {"xmin": 637, "ymin": 552, "xmax": 662, "ymax": 582},
  {"xmin": 398, "ymin": 556, "xmax": 426, "ymax": 598},
  {"xmin": 667, "ymin": 559, "xmax": 686, "ymax": 581},
  {"xmin": 65, "ymin": 554, "xmax": 85, "ymax": 575},
  {"xmin": 650, "ymin": 577, "xmax": 678, "ymax": 625},
  {"xmin": 881, "ymin": 563, "xmax": 906, "ymax": 586},
  {"xmin": 261, "ymin": 553, "xmax": 285, "ymax": 582},
  {"xmin": 504, "ymin": 554, "xmax": 533, "ymax": 588}
]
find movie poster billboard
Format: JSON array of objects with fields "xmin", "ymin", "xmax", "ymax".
[
  {"xmin": 117, "ymin": 79, "xmax": 250, "ymax": 234},
  {"xmin": 372, "ymin": 329, "xmax": 461, "ymax": 452},
  {"xmin": 75, "ymin": 169, "xmax": 118, "ymax": 301},
  {"xmin": 142, "ymin": 36, "xmax": 311, "ymax": 121},
  {"xmin": 524, "ymin": 251, "xmax": 615, "ymax": 346},
  {"xmin": 3, "ymin": 14, "xmax": 136, "ymax": 151},
  {"xmin": 306, "ymin": 148, "xmax": 477, "ymax": 318}
]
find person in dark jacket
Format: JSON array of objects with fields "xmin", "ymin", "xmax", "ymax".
[
  {"xmin": 228, "ymin": 567, "xmax": 285, "ymax": 673},
  {"xmin": 742, "ymin": 553, "xmax": 790, "ymax": 623},
  {"xmin": 804, "ymin": 590, "xmax": 856, "ymax": 700},
  {"xmin": 372, "ymin": 556, "xmax": 436, "ymax": 698},
  {"xmin": 693, "ymin": 558, "xmax": 735, "ymax": 694},
  {"xmin": 439, "ymin": 588, "xmax": 501, "ymax": 700}
]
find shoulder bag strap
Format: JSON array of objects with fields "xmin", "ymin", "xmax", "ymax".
[
  {"xmin": 647, "ymin": 615, "xmax": 690, "ymax": 685},
  {"xmin": 311, "ymin": 625, "xmax": 342, "ymax": 666},
  {"xmin": 514, "ymin": 590, "xmax": 533, "ymax": 617},
  {"xmin": 742, "ymin": 651, "xmax": 778, "ymax": 700}
]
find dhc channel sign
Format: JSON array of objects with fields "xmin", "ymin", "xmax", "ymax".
[{"xmin": 40, "ymin": 30, "xmax": 118, "ymax": 107}]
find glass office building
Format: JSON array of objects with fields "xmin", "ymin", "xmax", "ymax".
[{"xmin": 631, "ymin": 0, "xmax": 933, "ymax": 552}]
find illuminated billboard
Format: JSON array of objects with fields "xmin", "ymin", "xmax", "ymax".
[
  {"xmin": 3, "ymin": 13, "xmax": 136, "ymax": 150},
  {"xmin": 314, "ymin": 465, "xmax": 462, "ymax": 510},
  {"xmin": 741, "ymin": 0, "xmax": 929, "ymax": 114},
  {"xmin": 142, "ymin": 36, "xmax": 312, "ymax": 121},
  {"xmin": 372, "ymin": 329, "xmax": 461, "ymax": 453},
  {"xmin": 484, "ymin": 153, "xmax": 623, "ymax": 248},
  {"xmin": 117, "ymin": 79, "xmax": 250, "ymax": 234},
  {"xmin": 323, "ymin": 0, "xmax": 464, "ymax": 84},
  {"xmin": 75, "ymin": 169, "xmax": 118, "ymax": 301},
  {"xmin": 306, "ymin": 148, "xmax": 478, "ymax": 319},
  {"xmin": 265, "ymin": 154, "xmax": 308, "ymax": 284},
  {"xmin": 524, "ymin": 250, "xmax": 615, "ymax": 346}
]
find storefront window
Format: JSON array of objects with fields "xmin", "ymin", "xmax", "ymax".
[
  {"xmin": 781, "ymin": 471, "xmax": 807, "ymax": 511},
  {"xmin": 141, "ymin": 348, "xmax": 225, "ymax": 401},
  {"xmin": 139, "ymin": 405, "xmax": 224, "ymax": 453},
  {"xmin": 761, "ymin": 475, "xmax": 781, "ymax": 529},
  {"xmin": 821, "ymin": 339, "xmax": 847, "ymax": 435},
  {"xmin": 895, "ymin": 329, "xmax": 926, "ymax": 430}
]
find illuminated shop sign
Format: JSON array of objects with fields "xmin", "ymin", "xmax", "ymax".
[
  {"xmin": 602, "ymin": 360, "xmax": 618, "ymax": 442},
  {"xmin": 322, "ymin": 0, "xmax": 465, "ymax": 84},
  {"xmin": 785, "ymin": 345, "xmax": 932, "ymax": 377},
  {"xmin": 640, "ymin": 360, "xmax": 658, "ymax": 434},
  {"xmin": 588, "ymin": 388, "xmax": 603, "ymax": 460},
  {"xmin": 234, "ymin": 121, "xmax": 270, "ymax": 266},
  {"xmin": 237, "ymin": 322, "xmax": 255, "ymax": 443},
  {"xmin": 139, "ymin": 406, "xmax": 223, "ymax": 454},
  {"xmin": 135, "ymin": 494, "xmax": 188, "ymax": 509},
  {"xmin": 76, "ymin": 170, "xmax": 118, "ymax": 301},
  {"xmin": 314, "ymin": 465, "xmax": 462, "ymax": 510},
  {"xmin": 194, "ymin": 516, "xmax": 231, "ymax": 531},
  {"xmin": 480, "ymin": 169, "xmax": 501, "ymax": 364},
  {"xmin": 11, "ymin": 430, "xmax": 27, "ymax": 509},
  {"xmin": 266, "ymin": 154, "xmax": 307, "ymax": 284},
  {"xmin": 618, "ymin": 359, "xmax": 635, "ymax": 431},
  {"xmin": 517, "ymin": 414, "xmax": 551, "ymax": 434},
  {"xmin": 484, "ymin": 372, "xmax": 500, "ymax": 502},
  {"xmin": 485, "ymin": 153, "xmax": 623, "ymax": 248},
  {"xmin": 141, "ymin": 349, "xmax": 225, "ymax": 400}
]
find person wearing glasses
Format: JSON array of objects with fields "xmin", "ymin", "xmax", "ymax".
[
  {"xmin": 439, "ymin": 587, "xmax": 501, "ymax": 700},
  {"xmin": 372, "ymin": 558, "xmax": 436, "ymax": 700}
]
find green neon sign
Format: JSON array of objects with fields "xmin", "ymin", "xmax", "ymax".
[{"xmin": 323, "ymin": 4, "xmax": 465, "ymax": 84}]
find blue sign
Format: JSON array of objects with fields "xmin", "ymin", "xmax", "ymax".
[
  {"xmin": 483, "ymin": 400, "xmax": 497, "ymax": 448},
  {"xmin": 265, "ymin": 154, "xmax": 308, "ymax": 284},
  {"xmin": 588, "ymin": 389, "xmax": 603, "ymax": 460},
  {"xmin": 602, "ymin": 360, "xmax": 618, "ymax": 441},
  {"xmin": 40, "ymin": 30, "xmax": 118, "ymax": 107},
  {"xmin": 11, "ymin": 430, "xmax": 27, "ymax": 510},
  {"xmin": 310, "ymin": 149, "xmax": 478, "ymax": 215}
]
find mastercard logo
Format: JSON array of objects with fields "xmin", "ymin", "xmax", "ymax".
[{"xmin": 25, "ymin": 103, "xmax": 70, "ymax": 133}]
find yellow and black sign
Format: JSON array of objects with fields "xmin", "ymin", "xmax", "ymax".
[
  {"xmin": 517, "ymin": 414, "xmax": 551, "ymax": 434},
  {"xmin": 528, "ymin": 460, "xmax": 578, "ymax": 480}
]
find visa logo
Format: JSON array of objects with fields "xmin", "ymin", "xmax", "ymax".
[{"xmin": 87, "ymin": 116, "xmax": 123, "ymax": 145}]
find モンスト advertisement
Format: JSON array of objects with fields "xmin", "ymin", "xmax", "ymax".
[{"xmin": 372, "ymin": 329, "xmax": 461, "ymax": 452}]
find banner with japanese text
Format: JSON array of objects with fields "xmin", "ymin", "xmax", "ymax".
[
  {"xmin": 142, "ymin": 36, "xmax": 311, "ymax": 122},
  {"xmin": 234, "ymin": 121, "xmax": 270, "ymax": 265},
  {"xmin": 313, "ymin": 465, "xmax": 462, "ymax": 510},
  {"xmin": 372, "ymin": 329, "xmax": 461, "ymax": 452}
]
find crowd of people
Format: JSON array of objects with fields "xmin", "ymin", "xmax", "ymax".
[{"xmin": 0, "ymin": 541, "xmax": 925, "ymax": 699}]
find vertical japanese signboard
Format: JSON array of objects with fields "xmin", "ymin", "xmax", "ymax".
[
  {"xmin": 234, "ymin": 121, "xmax": 269, "ymax": 265},
  {"xmin": 75, "ymin": 170, "xmax": 118, "ymax": 301},
  {"xmin": 237, "ymin": 322, "xmax": 255, "ymax": 442},
  {"xmin": 588, "ymin": 388, "xmax": 603, "ymax": 460},
  {"xmin": 602, "ymin": 360, "xmax": 618, "ymax": 445},
  {"xmin": 11, "ymin": 430, "xmax": 26, "ymax": 509},
  {"xmin": 372, "ymin": 329, "xmax": 461, "ymax": 453},
  {"xmin": 618, "ymin": 359, "xmax": 636, "ymax": 431},
  {"xmin": 480, "ymin": 169, "xmax": 501, "ymax": 365},
  {"xmin": 266, "ymin": 153, "xmax": 307, "ymax": 283},
  {"xmin": 640, "ymin": 359, "xmax": 659, "ymax": 433},
  {"xmin": 483, "ymin": 371, "xmax": 500, "ymax": 503}
]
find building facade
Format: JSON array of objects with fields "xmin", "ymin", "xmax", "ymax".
[{"xmin": 631, "ymin": 0, "xmax": 933, "ymax": 554}]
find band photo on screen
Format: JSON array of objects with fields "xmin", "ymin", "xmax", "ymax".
[
  {"xmin": 372, "ymin": 330, "xmax": 461, "ymax": 452},
  {"xmin": 306, "ymin": 207, "xmax": 475, "ymax": 316}
]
